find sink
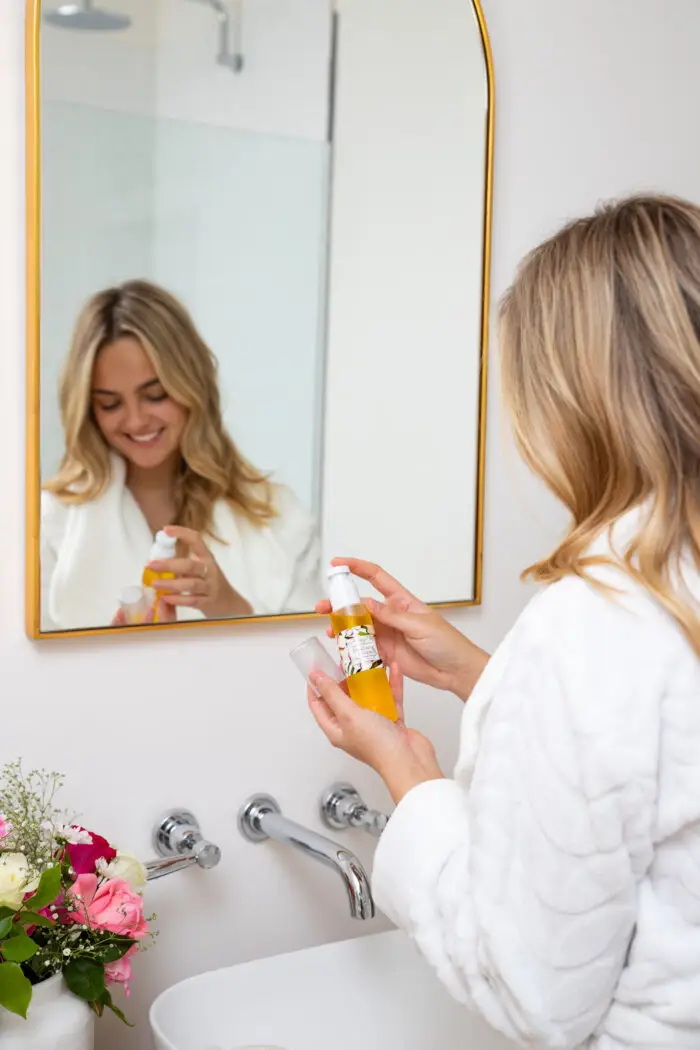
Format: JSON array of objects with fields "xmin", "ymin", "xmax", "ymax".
[{"xmin": 149, "ymin": 929, "xmax": 515, "ymax": 1050}]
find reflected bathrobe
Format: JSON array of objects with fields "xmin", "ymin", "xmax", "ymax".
[{"xmin": 40, "ymin": 455, "xmax": 322, "ymax": 631}]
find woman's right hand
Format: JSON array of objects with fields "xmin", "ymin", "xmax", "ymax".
[
  {"xmin": 316, "ymin": 559, "xmax": 489, "ymax": 702},
  {"xmin": 110, "ymin": 599, "xmax": 176, "ymax": 628}
]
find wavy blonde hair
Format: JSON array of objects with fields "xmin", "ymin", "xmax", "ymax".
[
  {"xmin": 499, "ymin": 194, "xmax": 700, "ymax": 654},
  {"xmin": 44, "ymin": 279, "xmax": 276, "ymax": 535}
]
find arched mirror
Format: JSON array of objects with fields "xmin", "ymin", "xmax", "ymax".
[{"xmin": 25, "ymin": 0, "xmax": 494, "ymax": 638}]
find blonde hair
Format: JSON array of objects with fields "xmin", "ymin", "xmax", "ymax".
[
  {"xmin": 499, "ymin": 194, "xmax": 700, "ymax": 654},
  {"xmin": 45, "ymin": 279, "xmax": 276, "ymax": 535}
]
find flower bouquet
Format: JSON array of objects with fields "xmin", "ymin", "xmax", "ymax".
[{"xmin": 0, "ymin": 761, "xmax": 155, "ymax": 1025}]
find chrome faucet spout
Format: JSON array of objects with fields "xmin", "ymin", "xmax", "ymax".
[{"xmin": 238, "ymin": 795, "xmax": 375, "ymax": 920}]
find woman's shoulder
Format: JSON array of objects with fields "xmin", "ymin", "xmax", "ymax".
[
  {"xmin": 216, "ymin": 483, "xmax": 318, "ymax": 549},
  {"xmin": 40, "ymin": 489, "xmax": 71, "ymax": 550},
  {"xmin": 511, "ymin": 563, "xmax": 693, "ymax": 694}
]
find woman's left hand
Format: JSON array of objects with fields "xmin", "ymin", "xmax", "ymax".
[
  {"xmin": 148, "ymin": 526, "xmax": 253, "ymax": 619},
  {"xmin": 308, "ymin": 672, "xmax": 444, "ymax": 805}
]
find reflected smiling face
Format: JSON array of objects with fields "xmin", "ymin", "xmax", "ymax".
[{"xmin": 91, "ymin": 336, "xmax": 188, "ymax": 470}]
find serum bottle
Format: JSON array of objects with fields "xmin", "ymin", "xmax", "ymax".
[
  {"xmin": 327, "ymin": 566, "xmax": 398, "ymax": 721},
  {"xmin": 143, "ymin": 531, "xmax": 176, "ymax": 622}
]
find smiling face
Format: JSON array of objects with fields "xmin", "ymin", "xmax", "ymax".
[{"xmin": 91, "ymin": 336, "xmax": 188, "ymax": 471}]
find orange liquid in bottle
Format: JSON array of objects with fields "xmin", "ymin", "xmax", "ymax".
[{"xmin": 330, "ymin": 604, "xmax": 398, "ymax": 721}]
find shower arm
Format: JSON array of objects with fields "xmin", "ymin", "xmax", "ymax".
[{"xmin": 187, "ymin": 0, "xmax": 244, "ymax": 73}]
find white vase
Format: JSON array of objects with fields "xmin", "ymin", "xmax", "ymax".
[{"xmin": 0, "ymin": 972, "xmax": 95, "ymax": 1049}]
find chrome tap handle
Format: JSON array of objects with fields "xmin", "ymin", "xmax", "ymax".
[
  {"xmin": 145, "ymin": 809, "xmax": 221, "ymax": 881},
  {"xmin": 321, "ymin": 783, "xmax": 389, "ymax": 838}
]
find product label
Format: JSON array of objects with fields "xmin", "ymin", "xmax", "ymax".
[{"xmin": 337, "ymin": 625, "xmax": 384, "ymax": 677}]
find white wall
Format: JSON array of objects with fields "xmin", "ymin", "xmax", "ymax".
[
  {"xmin": 4, "ymin": 1, "xmax": 700, "ymax": 1048},
  {"xmin": 322, "ymin": 0, "xmax": 487, "ymax": 600}
]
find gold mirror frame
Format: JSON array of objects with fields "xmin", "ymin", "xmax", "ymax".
[{"xmin": 24, "ymin": 0, "xmax": 495, "ymax": 640}]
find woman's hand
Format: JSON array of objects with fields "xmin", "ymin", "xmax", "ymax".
[
  {"xmin": 110, "ymin": 600, "xmax": 175, "ymax": 627},
  {"xmin": 317, "ymin": 558, "xmax": 489, "ymax": 702},
  {"xmin": 148, "ymin": 526, "xmax": 253, "ymax": 619},
  {"xmin": 308, "ymin": 672, "xmax": 444, "ymax": 805}
]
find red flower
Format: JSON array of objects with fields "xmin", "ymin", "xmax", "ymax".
[{"xmin": 64, "ymin": 827, "xmax": 117, "ymax": 875}]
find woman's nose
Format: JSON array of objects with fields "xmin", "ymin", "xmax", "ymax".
[{"xmin": 123, "ymin": 402, "xmax": 150, "ymax": 432}]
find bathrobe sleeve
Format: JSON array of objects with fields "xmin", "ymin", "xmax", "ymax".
[
  {"xmin": 371, "ymin": 578, "xmax": 666, "ymax": 1049},
  {"xmin": 39, "ymin": 491, "xmax": 66, "ymax": 632}
]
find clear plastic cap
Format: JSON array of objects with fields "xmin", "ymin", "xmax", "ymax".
[
  {"xmin": 327, "ymin": 565, "xmax": 360, "ymax": 612},
  {"xmin": 118, "ymin": 585, "xmax": 151, "ymax": 625},
  {"xmin": 149, "ymin": 530, "xmax": 177, "ymax": 561},
  {"xmin": 289, "ymin": 637, "xmax": 344, "ymax": 695}
]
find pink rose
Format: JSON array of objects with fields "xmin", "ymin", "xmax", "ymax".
[
  {"xmin": 0, "ymin": 815, "xmax": 11, "ymax": 842},
  {"xmin": 66, "ymin": 875, "xmax": 149, "ymax": 940},
  {"xmin": 105, "ymin": 945, "xmax": 137, "ymax": 997},
  {"xmin": 64, "ymin": 827, "xmax": 117, "ymax": 875}
]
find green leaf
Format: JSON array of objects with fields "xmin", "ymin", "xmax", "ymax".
[
  {"xmin": 0, "ymin": 961, "xmax": 32, "ymax": 1018},
  {"xmin": 0, "ymin": 917, "xmax": 13, "ymax": 939},
  {"xmin": 19, "ymin": 910, "xmax": 54, "ymax": 928},
  {"xmin": 23, "ymin": 866, "xmax": 61, "ymax": 911},
  {"xmin": 96, "ymin": 988, "xmax": 133, "ymax": 1027},
  {"xmin": 0, "ymin": 908, "xmax": 15, "ymax": 923},
  {"xmin": 1, "ymin": 927, "xmax": 38, "ymax": 963},
  {"xmin": 63, "ymin": 957, "xmax": 106, "ymax": 1003},
  {"xmin": 92, "ymin": 937, "xmax": 135, "ymax": 964}
]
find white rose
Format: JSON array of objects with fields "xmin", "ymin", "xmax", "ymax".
[
  {"xmin": 100, "ymin": 851, "xmax": 147, "ymax": 891},
  {"xmin": 0, "ymin": 853, "xmax": 33, "ymax": 910}
]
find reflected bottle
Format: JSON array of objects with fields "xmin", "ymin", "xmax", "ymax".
[
  {"xmin": 143, "ymin": 531, "xmax": 176, "ymax": 623},
  {"xmin": 327, "ymin": 566, "xmax": 398, "ymax": 722}
]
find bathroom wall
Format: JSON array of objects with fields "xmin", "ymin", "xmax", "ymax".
[{"xmin": 3, "ymin": 1, "xmax": 700, "ymax": 1048}]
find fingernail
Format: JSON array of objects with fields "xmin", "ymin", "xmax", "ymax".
[{"xmin": 310, "ymin": 671, "xmax": 327, "ymax": 686}]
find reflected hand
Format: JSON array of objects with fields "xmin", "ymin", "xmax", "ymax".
[
  {"xmin": 316, "ymin": 558, "xmax": 489, "ymax": 702},
  {"xmin": 149, "ymin": 526, "xmax": 253, "ymax": 620},
  {"xmin": 110, "ymin": 600, "xmax": 175, "ymax": 627},
  {"xmin": 308, "ymin": 672, "xmax": 444, "ymax": 805}
]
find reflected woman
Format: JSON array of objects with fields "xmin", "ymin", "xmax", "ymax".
[{"xmin": 41, "ymin": 279, "xmax": 321, "ymax": 631}]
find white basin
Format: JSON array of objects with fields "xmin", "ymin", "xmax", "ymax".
[{"xmin": 149, "ymin": 929, "xmax": 514, "ymax": 1050}]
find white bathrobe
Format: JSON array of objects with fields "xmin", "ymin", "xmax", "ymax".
[
  {"xmin": 40, "ymin": 456, "xmax": 322, "ymax": 631},
  {"xmin": 372, "ymin": 512, "xmax": 700, "ymax": 1049}
]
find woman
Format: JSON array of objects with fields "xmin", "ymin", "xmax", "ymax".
[
  {"xmin": 311, "ymin": 195, "xmax": 700, "ymax": 1048},
  {"xmin": 41, "ymin": 280, "xmax": 321, "ymax": 631}
]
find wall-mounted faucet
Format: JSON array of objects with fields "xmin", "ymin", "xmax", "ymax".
[
  {"xmin": 186, "ymin": 0, "xmax": 244, "ymax": 73},
  {"xmin": 145, "ymin": 809, "xmax": 222, "ymax": 881},
  {"xmin": 321, "ymin": 782, "xmax": 389, "ymax": 838},
  {"xmin": 238, "ymin": 794, "xmax": 375, "ymax": 920}
]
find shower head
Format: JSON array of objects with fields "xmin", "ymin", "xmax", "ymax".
[{"xmin": 44, "ymin": 1, "xmax": 131, "ymax": 31}]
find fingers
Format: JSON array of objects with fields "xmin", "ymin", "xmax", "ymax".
[
  {"xmin": 315, "ymin": 599, "xmax": 332, "ymax": 615},
  {"xmin": 330, "ymin": 558, "xmax": 415, "ymax": 601},
  {"xmin": 111, "ymin": 608, "xmax": 126, "ymax": 627},
  {"xmin": 307, "ymin": 688, "xmax": 343, "ymax": 747},
  {"xmin": 310, "ymin": 672, "xmax": 356, "ymax": 721},
  {"xmin": 163, "ymin": 526, "xmax": 210, "ymax": 560},
  {"xmin": 389, "ymin": 661, "xmax": 405, "ymax": 721},
  {"xmin": 148, "ymin": 557, "xmax": 208, "ymax": 578},
  {"xmin": 156, "ymin": 599, "xmax": 177, "ymax": 623},
  {"xmin": 160, "ymin": 594, "xmax": 202, "ymax": 609},
  {"xmin": 153, "ymin": 577, "xmax": 208, "ymax": 596},
  {"xmin": 367, "ymin": 597, "xmax": 425, "ymax": 635}
]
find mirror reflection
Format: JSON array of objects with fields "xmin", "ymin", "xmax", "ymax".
[{"xmin": 31, "ymin": 0, "xmax": 492, "ymax": 635}]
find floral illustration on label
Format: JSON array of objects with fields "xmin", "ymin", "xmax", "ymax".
[{"xmin": 337, "ymin": 624, "xmax": 384, "ymax": 677}]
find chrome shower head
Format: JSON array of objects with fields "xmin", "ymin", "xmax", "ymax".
[{"xmin": 44, "ymin": 1, "xmax": 131, "ymax": 31}]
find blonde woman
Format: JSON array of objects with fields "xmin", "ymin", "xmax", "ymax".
[
  {"xmin": 311, "ymin": 195, "xmax": 700, "ymax": 1048},
  {"xmin": 41, "ymin": 280, "xmax": 321, "ymax": 631}
]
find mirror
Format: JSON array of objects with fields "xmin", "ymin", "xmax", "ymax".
[{"xmin": 25, "ymin": 0, "xmax": 494, "ymax": 637}]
